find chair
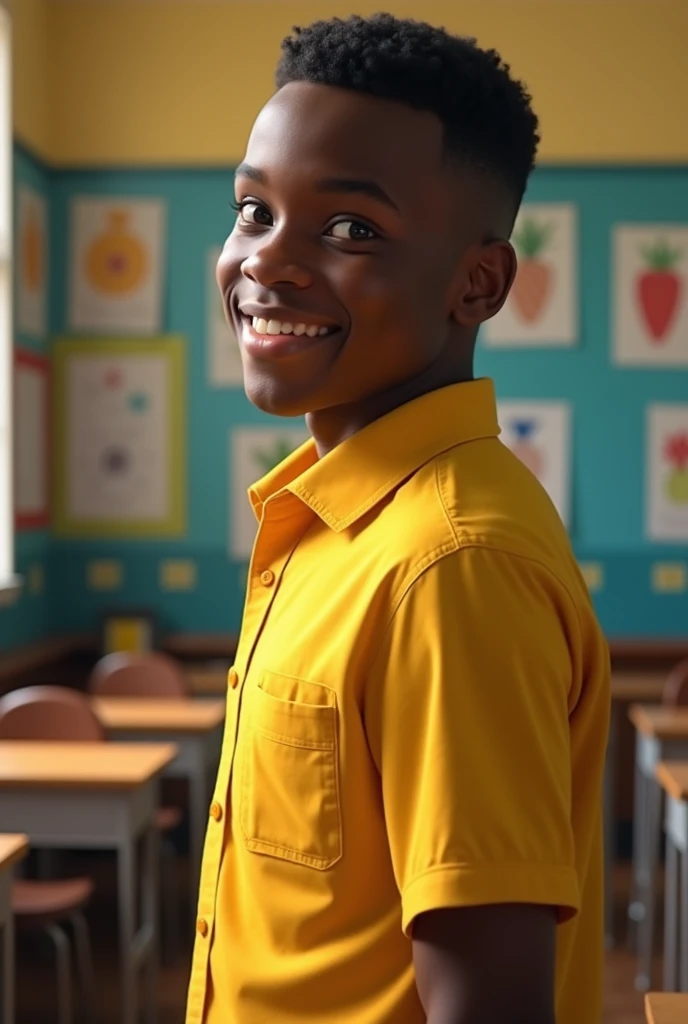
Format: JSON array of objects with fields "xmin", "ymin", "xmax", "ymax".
[
  {"xmin": 88, "ymin": 651, "xmax": 188, "ymax": 957},
  {"xmin": 662, "ymin": 658, "xmax": 688, "ymax": 707},
  {"xmin": 0, "ymin": 686, "xmax": 99, "ymax": 1024}
]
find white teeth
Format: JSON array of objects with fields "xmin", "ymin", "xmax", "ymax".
[{"xmin": 251, "ymin": 316, "xmax": 330, "ymax": 338}]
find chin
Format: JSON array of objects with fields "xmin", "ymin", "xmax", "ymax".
[{"xmin": 243, "ymin": 377, "xmax": 315, "ymax": 419}]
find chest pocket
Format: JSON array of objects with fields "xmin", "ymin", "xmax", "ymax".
[{"xmin": 238, "ymin": 671, "xmax": 342, "ymax": 870}]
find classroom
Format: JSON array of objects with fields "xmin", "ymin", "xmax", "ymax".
[{"xmin": 1, "ymin": 1, "xmax": 688, "ymax": 1022}]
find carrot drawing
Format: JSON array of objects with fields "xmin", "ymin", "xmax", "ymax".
[
  {"xmin": 637, "ymin": 239, "xmax": 683, "ymax": 342},
  {"xmin": 663, "ymin": 432, "xmax": 688, "ymax": 504},
  {"xmin": 510, "ymin": 218, "xmax": 555, "ymax": 323}
]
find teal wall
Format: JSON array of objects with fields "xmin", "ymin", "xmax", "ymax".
[
  {"xmin": 0, "ymin": 146, "xmax": 52, "ymax": 650},
  {"xmin": 3, "ymin": 147, "xmax": 687, "ymax": 646}
]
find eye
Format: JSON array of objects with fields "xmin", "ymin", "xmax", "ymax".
[
  {"xmin": 235, "ymin": 201, "xmax": 273, "ymax": 227},
  {"xmin": 327, "ymin": 220, "xmax": 377, "ymax": 241}
]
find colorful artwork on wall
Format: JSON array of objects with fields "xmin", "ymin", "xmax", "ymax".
[
  {"xmin": 14, "ymin": 348, "xmax": 50, "ymax": 529},
  {"xmin": 647, "ymin": 404, "xmax": 688, "ymax": 540},
  {"xmin": 483, "ymin": 203, "xmax": 578, "ymax": 347},
  {"xmin": 497, "ymin": 400, "xmax": 572, "ymax": 527},
  {"xmin": 68, "ymin": 197, "xmax": 166, "ymax": 334},
  {"xmin": 614, "ymin": 225, "xmax": 688, "ymax": 366},
  {"xmin": 207, "ymin": 245, "xmax": 243, "ymax": 386},
  {"xmin": 16, "ymin": 185, "xmax": 48, "ymax": 338},
  {"xmin": 53, "ymin": 336, "xmax": 186, "ymax": 537}
]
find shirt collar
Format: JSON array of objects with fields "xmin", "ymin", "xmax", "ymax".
[{"xmin": 250, "ymin": 378, "xmax": 500, "ymax": 532}]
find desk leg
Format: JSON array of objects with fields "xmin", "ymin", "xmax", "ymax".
[
  {"xmin": 636, "ymin": 773, "xmax": 662, "ymax": 992},
  {"xmin": 117, "ymin": 837, "xmax": 137, "ymax": 1024},
  {"xmin": 0, "ymin": 877, "xmax": 13, "ymax": 1024},
  {"xmin": 664, "ymin": 836, "xmax": 679, "ymax": 992},
  {"xmin": 681, "ymin": 843, "xmax": 688, "ymax": 992},
  {"xmin": 604, "ymin": 705, "xmax": 618, "ymax": 948},
  {"xmin": 142, "ymin": 822, "xmax": 159, "ymax": 1024},
  {"xmin": 628, "ymin": 747, "xmax": 649, "ymax": 950}
]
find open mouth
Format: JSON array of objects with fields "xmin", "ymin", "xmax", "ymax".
[{"xmin": 244, "ymin": 315, "xmax": 337, "ymax": 339}]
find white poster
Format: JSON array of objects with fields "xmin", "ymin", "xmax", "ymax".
[
  {"xmin": 230, "ymin": 426, "xmax": 309, "ymax": 558},
  {"xmin": 68, "ymin": 197, "xmax": 166, "ymax": 334},
  {"xmin": 207, "ymin": 246, "xmax": 243, "ymax": 386},
  {"xmin": 66, "ymin": 354, "xmax": 169, "ymax": 521},
  {"xmin": 483, "ymin": 203, "xmax": 577, "ymax": 347},
  {"xmin": 647, "ymin": 404, "xmax": 688, "ymax": 540},
  {"xmin": 497, "ymin": 401, "xmax": 571, "ymax": 526},
  {"xmin": 614, "ymin": 225, "xmax": 688, "ymax": 366},
  {"xmin": 16, "ymin": 185, "xmax": 48, "ymax": 337}
]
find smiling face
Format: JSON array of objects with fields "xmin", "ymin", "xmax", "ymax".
[{"xmin": 218, "ymin": 81, "xmax": 515, "ymax": 425}]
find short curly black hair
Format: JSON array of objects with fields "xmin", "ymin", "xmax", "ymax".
[{"xmin": 276, "ymin": 13, "xmax": 540, "ymax": 209}]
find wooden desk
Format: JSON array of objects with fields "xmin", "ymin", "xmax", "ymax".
[
  {"xmin": 0, "ymin": 743, "xmax": 176, "ymax": 1024},
  {"xmin": 92, "ymin": 698, "xmax": 225, "ymax": 913},
  {"xmin": 604, "ymin": 673, "xmax": 666, "ymax": 948},
  {"xmin": 656, "ymin": 763, "xmax": 688, "ymax": 993},
  {"xmin": 186, "ymin": 666, "xmax": 229, "ymax": 698},
  {"xmin": 645, "ymin": 992, "xmax": 688, "ymax": 1023},
  {"xmin": 0, "ymin": 834, "xmax": 29, "ymax": 1024},
  {"xmin": 628, "ymin": 707, "xmax": 688, "ymax": 993}
]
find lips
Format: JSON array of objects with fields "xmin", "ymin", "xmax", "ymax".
[{"xmin": 237, "ymin": 305, "xmax": 342, "ymax": 359}]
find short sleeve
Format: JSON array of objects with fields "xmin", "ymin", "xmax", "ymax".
[{"xmin": 364, "ymin": 545, "xmax": 581, "ymax": 936}]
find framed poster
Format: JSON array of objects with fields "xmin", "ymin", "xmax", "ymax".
[
  {"xmin": 207, "ymin": 246, "xmax": 243, "ymax": 386},
  {"xmin": 229, "ymin": 426, "xmax": 309, "ymax": 558},
  {"xmin": 647, "ymin": 404, "xmax": 688, "ymax": 541},
  {"xmin": 614, "ymin": 225, "xmax": 688, "ymax": 366},
  {"xmin": 483, "ymin": 203, "xmax": 578, "ymax": 347},
  {"xmin": 68, "ymin": 196, "xmax": 166, "ymax": 334},
  {"xmin": 53, "ymin": 336, "xmax": 186, "ymax": 537},
  {"xmin": 14, "ymin": 348, "xmax": 50, "ymax": 529},
  {"xmin": 497, "ymin": 400, "xmax": 572, "ymax": 527},
  {"xmin": 16, "ymin": 185, "xmax": 48, "ymax": 338}
]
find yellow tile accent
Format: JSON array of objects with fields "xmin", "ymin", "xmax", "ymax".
[
  {"xmin": 27, "ymin": 563, "xmax": 44, "ymax": 595},
  {"xmin": 160, "ymin": 559, "xmax": 197, "ymax": 591},
  {"xmin": 579, "ymin": 562, "xmax": 604, "ymax": 593},
  {"xmin": 651, "ymin": 562, "xmax": 687, "ymax": 593},
  {"xmin": 87, "ymin": 560, "xmax": 123, "ymax": 591}
]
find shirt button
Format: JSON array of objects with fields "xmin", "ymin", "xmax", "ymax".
[
  {"xmin": 210, "ymin": 801, "xmax": 223, "ymax": 822},
  {"xmin": 197, "ymin": 917, "xmax": 208, "ymax": 937},
  {"xmin": 260, "ymin": 569, "xmax": 275, "ymax": 587},
  {"xmin": 228, "ymin": 667, "xmax": 239, "ymax": 689}
]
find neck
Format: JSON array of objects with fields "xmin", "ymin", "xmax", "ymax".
[{"xmin": 306, "ymin": 358, "xmax": 474, "ymax": 458}]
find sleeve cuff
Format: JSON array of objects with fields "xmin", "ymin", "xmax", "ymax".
[{"xmin": 402, "ymin": 861, "xmax": 580, "ymax": 937}]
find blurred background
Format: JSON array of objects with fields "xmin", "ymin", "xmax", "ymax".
[{"xmin": 1, "ymin": 2, "xmax": 687, "ymax": 1023}]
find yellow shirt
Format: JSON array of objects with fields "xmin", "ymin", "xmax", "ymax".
[{"xmin": 186, "ymin": 378, "xmax": 610, "ymax": 1024}]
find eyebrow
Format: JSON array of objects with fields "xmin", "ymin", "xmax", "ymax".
[{"xmin": 234, "ymin": 163, "xmax": 399, "ymax": 213}]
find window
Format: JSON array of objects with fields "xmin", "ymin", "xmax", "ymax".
[{"xmin": 0, "ymin": 3, "xmax": 15, "ymax": 592}]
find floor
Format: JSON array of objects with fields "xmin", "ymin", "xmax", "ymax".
[{"xmin": 14, "ymin": 854, "xmax": 655, "ymax": 1023}]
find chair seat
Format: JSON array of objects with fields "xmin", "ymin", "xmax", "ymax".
[
  {"xmin": 155, "ymin": 805, "xmax": 182, "ymax": 832},
  {"xmin": 13, "ymin": 877, "xmax": 94, "ymax": 923}
]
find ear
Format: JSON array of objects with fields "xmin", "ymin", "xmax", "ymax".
[{"xmin": 451, "ymin": 240, "xmax": 517, "ymax": 328}]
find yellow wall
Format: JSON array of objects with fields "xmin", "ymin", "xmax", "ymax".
[
  {"xmin": 13, "ymin": 0, "xmax": 51, "ymax": 156},
  {"xmin": 16, "ymin": 0, "xmax": 688, "ymax": 166}
]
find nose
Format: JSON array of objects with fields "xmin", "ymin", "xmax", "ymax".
[{"xmin": 241, "ymin": 229, "xmax": 313, "ymax": 290}]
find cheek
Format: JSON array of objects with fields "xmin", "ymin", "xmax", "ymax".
[
  {"xmin": 334, "ymin": 252, "xmax": 448, "ymax": 334},
  {"xmin": 215, "ymin": 236, "xmax": 243, "ymax": 295}
]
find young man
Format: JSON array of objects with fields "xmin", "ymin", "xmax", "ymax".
[{"xmin": 186, "ymin": 14, "xmax": 610, "ymax": 1024}]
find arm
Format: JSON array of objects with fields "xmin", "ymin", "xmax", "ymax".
[{"xmin": 413, "ymin": 904, "xmax": 557, "ymax": 1024}]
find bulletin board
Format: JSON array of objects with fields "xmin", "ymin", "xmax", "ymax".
[
  {"xmin": 14, "ymin": 348, "xmax": 50, "ymax": 530},
  {"xmin": 53, "ymin": 336, "xmax": 186, "ymax": 538}
]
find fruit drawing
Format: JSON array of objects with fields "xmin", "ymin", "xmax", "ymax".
[
  {"xmin": 508, "ymin": 419, "xmax": 544, "ymax": 478},
  {"xmin": 85, "ymin": 209, "xmax": 148, "ymax": 295},
  {"xmin": 510, "ymin": 218, "xmax": 555, "ymax": 323},
  {"xmin": 663, "ymin": 431, "xmax": 688, "ymax": 504},
  {"xmin": 636, "ymin": 239, "xmax": 683, "ymax": 342},
  {"xmin": 253, "ymin": 438, "xmax": 298, "ymax": 475},
  {"xmin": 21, "ymin": 207, "xmax": 44, "ymax": 293}
]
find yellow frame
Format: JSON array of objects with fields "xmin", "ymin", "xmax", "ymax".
[{"xmin": 53, "ymin": 336, "xmax": 186, "ymax": 538}]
